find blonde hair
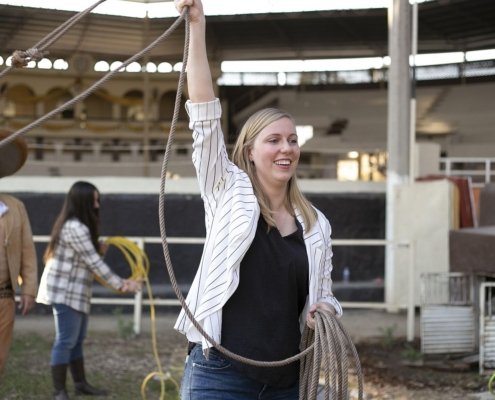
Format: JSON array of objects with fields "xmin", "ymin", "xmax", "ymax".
[{"xmin": 232, "ymin": 108, "xmax": 316, "ymax": 232}]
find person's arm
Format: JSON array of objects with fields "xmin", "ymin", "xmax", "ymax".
[
  {"xmin": 306, "ymin": 214, "xmax": 343, "ymax": 329},
  {"xmin": 176, "ymin": 0, "xmax": 234, "ymax": 224},
  {"xmin": 176, "ymin": 0, "xmax": 215, "ymax": 103},
  {"xmin": 18, "ymin": 201, "xmax": 37, "ymax": 315},
  {"xmin": 65, "ymin": 221, "xmax": 132, "ymax": 292}
]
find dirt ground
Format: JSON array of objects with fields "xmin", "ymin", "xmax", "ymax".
[
  {"xmin": 76, "ymin": 331, "xmax": 490, "ymax": 400},
  {"xmin": 355, "ymin": 338, "xmax": 487, "ymax": 399},
  {"xmin": 9, "ymin": 310, "xmax": 493, "ymax": 399}
]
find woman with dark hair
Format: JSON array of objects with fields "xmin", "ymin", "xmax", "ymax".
[{"xmin": 37, "ymin": 181, "xmax": 140, "ymax": 400}]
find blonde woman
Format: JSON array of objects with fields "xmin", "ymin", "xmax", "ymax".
[{"xmin": 174, "ymin": 1, "xmax": 342, "ymax": 398}]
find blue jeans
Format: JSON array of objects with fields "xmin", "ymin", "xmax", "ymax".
[
  {"xmin": 51, "ymin": 304, "xmax": 88, "ymax": 366},
  {"xmin": 180, "ymin": 345, "xmax": 299, "ymax": 400}
]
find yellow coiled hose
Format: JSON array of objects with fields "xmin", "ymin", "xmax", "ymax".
[
  {"xmin": 95, "ymin": 236, "xmax": 179, "ymax": 399},
  {"xmin": 489, "ymin": 371, "xmax": 495, "ymax": 394}
]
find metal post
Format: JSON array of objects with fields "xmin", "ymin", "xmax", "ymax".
[
  {"xmin": 486, "ymin": 159, "xmax": 491, "ymax": 184},
  {"xmin": 133, "ymin": 290, "xmax": 143, "ymax": 335},
  {"xmin": 409, "ymin": 1, "xmax": 418, "ymax": 183},
  {"xmin": 406, "ymin": 1, "xmax": 418, "ymax": 341},
  {"xmin": 386, "ymin": 0, "xmax": 412, "ymax": 311},
  {"xmin": 133, "ymin": 237, "xmax": 145, "ymax": 335},
  {"xmin": 142, "ymin": 12, "xmax": 151, "ymax": 177},
  {"xmin": 407, "ymin": 241, "xmax": 415, "ymax": 342},
  {"xmin": 479, "ymin": 282, "xmax": 486, "ymax": 375}
]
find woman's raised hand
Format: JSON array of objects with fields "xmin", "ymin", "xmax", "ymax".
[
  {"xmin": 175, "ymin": 0, "xmax": 214, "ymax": 103},
  {"xmin": 175, "ymin": 0, "xmax": 205, "ymax": 23}
]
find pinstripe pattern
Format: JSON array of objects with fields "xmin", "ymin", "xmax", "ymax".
[
  {"xmin": 36, "ymin": 218, "xmax": 123, "ymax": 314},
  {"xmin": 175, "ymin": 99, "xmax": 342, "ymax": 350}
]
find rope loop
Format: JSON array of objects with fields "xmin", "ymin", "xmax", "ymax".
[
  {"xmin": 11, "ymin": 48, "xmax": 48, "ymax": 68},
  {"xmin": 299, "ymin": 309, "xmax": 364, "ymax": 399}
]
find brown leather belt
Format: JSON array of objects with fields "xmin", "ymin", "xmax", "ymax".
[{"xmin": 0, "ymin": 283, "xmax": 14, "ymax": 298}]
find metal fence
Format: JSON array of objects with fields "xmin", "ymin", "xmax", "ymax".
[
  {"xmin": 441, "ymin": 157, "xmax": 495, "ymax": 188},
  {"xmin": 31, "ymin": 235, "xmax": 416, "ymax": 341}
]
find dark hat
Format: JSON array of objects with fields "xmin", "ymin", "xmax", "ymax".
[{"xmin": 0, "ymin": 128, "xmax": 28, "ymax": 178}]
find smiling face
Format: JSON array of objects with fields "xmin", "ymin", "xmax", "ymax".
[{"xmin": 248, "ymin": 117, "xmax": 300, "ymax": 190}]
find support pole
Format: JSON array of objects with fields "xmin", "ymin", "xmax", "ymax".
[{"xmin": 385, "ymin": 0, "xmax": 412, "ymax": 311}]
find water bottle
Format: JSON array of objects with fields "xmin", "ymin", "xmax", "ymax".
[{"xmin": 342, "ymin": 267, "xmax": 350, "ymax": 283}]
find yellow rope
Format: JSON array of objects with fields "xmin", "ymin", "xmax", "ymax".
[
  {"xmin": 94, "ymin": 236, "xmax": 179, "ymax": 399},
  {"xmin": 93, "ymin": 236, "xmax": 147, "ymax": 290},
  {"xmin": 488, "ymin": 370, "xmax": 495, "ymax": 394}
]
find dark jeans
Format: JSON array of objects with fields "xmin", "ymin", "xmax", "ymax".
[{"xmin": 180, "ymin": 344, "xmax": 299, "ymax": 400}]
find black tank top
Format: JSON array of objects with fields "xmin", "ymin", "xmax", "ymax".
[{"xmin": 221, "ymin": 216, "xmax": 309, "ymax": 388}]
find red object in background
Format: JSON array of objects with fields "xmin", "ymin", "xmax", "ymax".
[{"xmin": 416, "ymin": 175, "xmax": 476, "ymax": 228}]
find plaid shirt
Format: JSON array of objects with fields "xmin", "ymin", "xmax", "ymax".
[{"xmin": 37, "ymin": 218, "xmax": 123, "ymax": 314}]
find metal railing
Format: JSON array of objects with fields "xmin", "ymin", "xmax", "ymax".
[
  {"xmin": 21, "ymin": 138, "xmax": 495, "ymax": 186},
  {"xmin": 31, "ymin": 235, "xmax": 416, "ymax": 341},
  {"xmin": 440, "ymin": 157, "xmax": 495, "ymax": 188}
]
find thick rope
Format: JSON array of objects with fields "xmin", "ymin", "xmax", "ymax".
[
  {"xmin": 156, "ymin": 9, "xmax": 364, "ymax": 399},
  {"xmin": 299, "ymin": 310, "xmax": 364, "ymax": 399},
  {"xmin": 0, "ymin": 0, "xmax": 107, "ymax": 78}
]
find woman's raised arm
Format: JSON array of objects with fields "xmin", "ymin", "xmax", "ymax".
[{"xmin": 175, "ymin": 0, "xmax": 215, "ymax": 103}]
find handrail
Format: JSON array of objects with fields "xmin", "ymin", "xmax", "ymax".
[
  {"xmin": 440, "ymin": 157, "xmax": 494, "ymax": 187},
  {"xmin": 19, "ymin": 138, "xmax": 495, "ymax": 185},
  {"xmin": 32, "ymin": 235, "xmax": 416, "ymax": 341}
]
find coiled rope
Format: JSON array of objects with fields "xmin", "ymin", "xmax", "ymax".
[{"xmin": 96, "ymin": 237, "xmax": 149, "ymax": 289}]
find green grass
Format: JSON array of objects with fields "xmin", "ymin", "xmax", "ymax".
[
  {"xmin": 1, "ymin": 333, "xmax": 53, "ymax": 399},
  {"xmin": 0, "ymin": 332, "xmax": 183, "ymax": 400}
]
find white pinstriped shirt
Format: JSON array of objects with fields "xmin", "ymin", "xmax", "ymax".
[
  {"xmin": 36, "ymin": 218, "xmax": 123, "ymax": 314},
  {"xmin": 174, "ymin": 99, "xmax": 342, "ymax": 350}
]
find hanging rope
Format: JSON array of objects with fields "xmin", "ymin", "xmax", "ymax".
[
  {"xmin": 0, "ymin": 9, "xmax": 187, "ymax": 150},
  {"xmin": 156, "ymin": 9, "xmax": 364, "ymax": 400},
  {"xmin": 0, "ymin": 0, "xmax": 107, "ymax": 78}
]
